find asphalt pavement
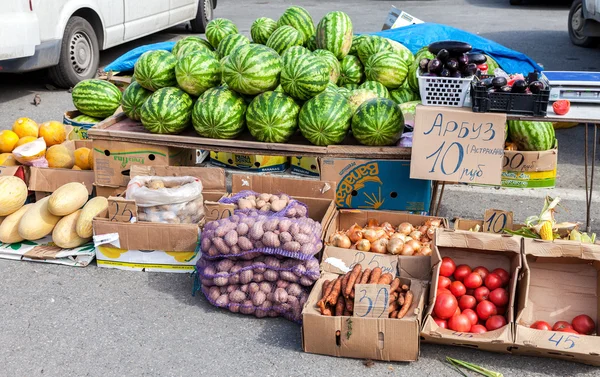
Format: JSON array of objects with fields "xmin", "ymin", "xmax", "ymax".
[{"xmin": 0, "ymin": 0, "xmax": 599, "ymax": 376}]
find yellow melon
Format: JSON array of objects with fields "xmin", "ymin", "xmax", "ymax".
[
  {"xmin": 88, "ymin": 149, "xmax": 94, "ymax": 169},
  {"xmin": 0, "ymin": 203, "xmax": 34, "ymax": 243},
  {"xmin": 46, "ymin": 144, "xmax": 75, "ymax": 169},
  {"xmin": 74, "ymin": 147, "xmax": 91, "ymax": 170},
  {"xmin": 0, "ymin": 176, "xmax": 28, "ymax": 216},
  {"xmin": 0, "ymin": 153, "xmax": 18, "ymax": 166},
  {"xmin": 39, "ymin": 121, "xmax": 66, "ymax": 147},
  {"xmin": 48, "ymin": 182, "xmax": 88, "ymax": 216},
  {"xmin": 52, "ymin": 210, "xmax": 91, "ymax": 248},
  {"xmin": 76, "ymin": 196, "xmax": 108, "ymax": 238},
  {"xmin": 12, "ymin": 137, "xmax": 46, "ymax": 165},
  {"xmin": 18, "ymin": 196, "xmax": 61, "ymax": 240},
  {"xmin": 12, "ymin": 117, "xmax": 39, "ymax": 138},
  {"xmin": 15, "ymin": 136, "xmax": 37, "ymax": 148},
  {"xmin": 0, "ymin": 130, "xmax": 19, "ymax": 153}
]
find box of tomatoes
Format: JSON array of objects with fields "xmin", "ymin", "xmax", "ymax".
[
  {"xmin": 512, "ymin": 239, "xmax": 600, "ymax": 366},
  {"xmin": 420, "ymin": 228, "xmax": 522, "ymax": 353}
]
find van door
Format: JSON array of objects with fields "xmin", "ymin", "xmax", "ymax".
[
  {"xmin": 169, "ymin": 0, "xmax": 197, "ymax": 25},
  {"xmin": 123, "ymin": 0, "xmax": 169, "ymax": 41}
]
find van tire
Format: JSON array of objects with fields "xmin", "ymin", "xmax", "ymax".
[
  {"xmin": 48, "ymin": 16, "xmax": 100, "ymax": 88},
  {"xmin": 190, "ymin": 0, "xmax": 213, "ymax": 33}
]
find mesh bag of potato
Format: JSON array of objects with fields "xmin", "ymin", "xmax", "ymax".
[
  {"xmin": 219, "ymin": 190, "xmax": 308, "ymax": 218},
  {"xmin": 126, "ymin": 175, "xmax": 204, "ymax": 224}
]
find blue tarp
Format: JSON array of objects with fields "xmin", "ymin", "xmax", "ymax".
[
  {"xmin": 370, "ymin": 23, "xmax": 543, "ymax": 74},
  {"xmin": 104, "ymin": 41, "xmax": 175, "ymax": 72}
]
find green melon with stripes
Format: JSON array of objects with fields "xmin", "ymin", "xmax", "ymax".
[
  {"xmin": 173, "ymin": 37, "xmax": 213, "ymax": 59},
  {"xmin": 222, "ymin": 44, "xmax": 282, "ymax": 95},
  {"xmin": 316, "ymin": 11, "xmax": 353, "ymax": 60},
  {"xmin": 507, "ymin": 121, "xmax": 555, "ymax": 151},
  {"xmin": 298, "ymin": 92, "xmax": 352, "ymax": 145},
  {"xmin": 342, "ymin": 83, "xmax": 359, "ymax": 90},
  {"xmin": 175, "ymin": 51, "xmax": 222, "ymax": 97},
  {"xmin": 206, "ymin": 18, "xmax": 239, "ymax": 50},
  {"xmin": 217, "ymin": 33, "xmax": 249, "ymax": 58},
  {"xmin": 364, "ymin": 51, "xmax": 408, "ymax": 89},
  {"xmin": 338, "ymin": 55, "xmax": 363, "ymax": 86},
  {"xmin": 282, "ymin": 45, "xmax": 311, "ymax": 64},
  {"xmin": 386, "ymin": 39, "xmax": 414, "ymax": 65},
  {"xmin": 337, "ymin": 87, "xmax": 352, "ymax": 98},
  {"xmin": 359, "ymin": 81, "xmax": 390, "ymax": 99},
  {"xmin": 313, "ymin": 49, "xmax": 341, "ymax": 84},
  {"xmin": 278, "ymin": 6, "xmax": 315, "ymax": 44},
  {"xmin": 140, "ymin": 87, "xmax": 193, "ymax": 134},
  {"xmin": 352, "ymin": 98, "xmax": 404, "ymax": 146},
  {"xmin": 246, "ymin": 91, "xmax": 300, "ymax": 143},
  {"xmin": 389, "ymin": 87, "xmax": 419, "ymax": 105},
  {"xmin": 349, "ymin": 34, "xmax": 367, "ymax": 55},
  {"xmin": 71, "ymin": 79, "xmax": 122, "ymax": 118},
  {"xmin": 357, "ymin": 36, "xmax": 392, "ymax": 64},
  {"xmin": 408, "ymin": 47, "xmax": 434, "ymax": 92},
  {"xmin": 305, "ymin": 35, "xmax": 317, "ymax": 51},
  {"xmin": 266, "ymin": 25, "xmax": 303, "ymax": 55},
  {"xmin": 174, "ymin": 41, "xmax": 215, "ymax": 60},
  {"xmin": 280, "ymin": 54, "xmax": 329, "ymax": 100},
  {"xmin": 72, "ymin": 114, "xmax": 102, "ymax": 124},
  {"xmin": 348, "ymin": 89, "xmax": 378, "ymax": 113},
  {"xmin": 121, "ymin": 81, "xmax": 152, "ymax": 121},
  {"xmin": 251, "ymin": 17, "xmax": 278, "ymax": 45},
  {"xmin": 323, "ymin": 81, "xmax": 339, "ymax": 95},
  {"xmin": 134, "ymin": 50, "xmax": 177, "ymax": 91},
  {"xmin": 192, "ymin": 87, "xmax": 247, "ymax": 139}
]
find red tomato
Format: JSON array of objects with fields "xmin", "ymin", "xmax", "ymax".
[
  {"xmin": 552, "ymin": 321, "xmax": 573, "ymax": 331},
  {"xmin": 476, "ymin": 300, "xmax": 497, "ymax": 321},
  {"xmin": 560, "ymin": 328, "xmax": 579, "ymax": 334},
  {"xmin": 473, "ymin": 266, "xmax": 489, "ymax": 280},
  {"xmin": 434, "ymin": 293, "xmax": 458, "ymax": 319},
  {"xmin": 474, "ymin": 286, "xmax": 490, "ymax": 302},
  {"xmin": 450, "ymin": 281, "xmax": 467, "ymax": 297},
  {"xmin": 438, "ymin": 276, "xmax": 452, "ymax": 290},
  {"xmin": 530, "ymin": 321, "xmax": 552, "ymax": 331},
  {"xmin": 458, "ymin": 295, "xmax": 477, "ymax": 311},
  {"xmin": 552, "ymin": 100, "xmax": 570, "ymax": 116},
  {"xmin": 470, "ymin": 324, "xmax": 488, "ymax": 334},
  {"xmin": 571, "ymin": 314, "xmax": 596, "ymax": 335},
  {"xmin": 464, "ymin": 272, "xmax": 483, "ymax": 289},
  {"xmin": 489, "ymin": 288, "xmax": 509, "ymax": 307},
  {"xmin": 448, "ymin": 314, "xmax": 472, "ymax": 332},
  {"xmin": 462, "ymin": 308, "xmax": 478, "ymax": 326},
  {"xmin": 440, "ymin": 257, "xmax": 456, "ymax": 277},
  {"xmin": 437, "ymin": 288, "xmax": 452, "ymax": 296},
  {"xmin": 454, "ymin": 265, "xmax": 472, "ymax": 282},
  {"xmin": 433, "ymin": 316, "xmax": 448, "ymax": 329},
  {"xmin": 492, "ymin": 268, "xmax": 510, "ymax": 287},
  {"xmin": 484, "ymin": 273, "xmax": 503, "ymax": 291},
  {"xmin": 453, "ymin": 306, "xmax": 462, "ymax": 317},
  {"xmin": 486, "ymin": 315, "xmax": 507, "ymax": 331}
]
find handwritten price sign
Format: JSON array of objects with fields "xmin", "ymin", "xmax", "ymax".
[
  {"xmin": 350, "ymin": 251, "xmax": 397, "ymax": 276},
  {"xmin": 483, "ymin": 209, "xmax": 513, "ymax": 233},
  {"xmin": 353, "ymin": 284, "xmax": 390, "ymax": 318},
  {"xmin": 410, "ymin": 106, "xmax": 506, "ymax": 185},
  {"xmin": 108, "ymin": 197, "xmax": 138, "ymax": 223}
]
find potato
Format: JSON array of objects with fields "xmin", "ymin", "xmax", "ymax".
[
  {"xmin": 273, "ymin": 288, "xmax": 288, "ymax": 303},
  {"xmin": 270, "ymin": 199, "xmax": 287, "ymax": 212}
]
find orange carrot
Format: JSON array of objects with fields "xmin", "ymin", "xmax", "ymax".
[
  {"xmin": 344, "ymin": 264, "xmax": 362, "ymax": 298},
  {"xmin": 397, "ymin": 290, "xmax": 413, "ymax": 319}
]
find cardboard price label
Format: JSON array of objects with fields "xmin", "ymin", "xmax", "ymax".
[
  {"xmin": 410, "ymin": 106, "xmax": 506, "ymax": 185},
  {"xmin": 350, "ymin": 251, "xmax": 398, "ymax": 276},
  {"xmin": 204, "ymin": 202, "xmax": 234, "ymax": 222},
  {"xmin": 353, "ymin": 284, "xmax": 390, "ymax": 318},
  {"xmin": 483, "ymin": 209, "xmax": 514, "ymax": 233},
  {"xmin": 546, "ymin": 332, "xmax": 580, "ymax": 350},
  {"xmin": 108, "ymin": 198, "xmax": 138, "ymax": 223}
]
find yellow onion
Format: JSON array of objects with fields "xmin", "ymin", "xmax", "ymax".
[
  {"xmin": 356, "ymin": 239, "xmax": 371, "ymax": 252},
  {"xmin": 418, "ymin": 225, "xmax": 428, "ymax": 234},
  {"xmin": 390, "ymin": 233, "xmax": 409, "ymax": 242},
  {"xmin": 330, "ymin": 231, "xmax": 351, "ymax": 248},
  {"xmin": 366, "ymin": 218, "xmax": 379, "ymax": 228},
  {"xmin": 418, "ymin": 245, "xmax": 433, "ymax": 256},
  {"xmin": 381, "ymin": 222, "xmax": 395, "ymax": 236},
  {"xmin": 363, "ymin": 228, "xmax": 386, "ymax": 243},
  {"xmin": 346, "ymin": 223, "xmax": 363, "ymax": 243},
  {"xmin": 401, "ymin": 243, "xmax": 415, "ymax": 256},
  {"xmin": 407, "ymin": 239, "xmax": 422, "ymax": 252},
  {"xmin": 371, "ymin": 238, "xmax": 388, "ymax": 254},
  {"xmin": 409, "ymin": 230, "xmax": 423, "ymax": 240},
  {"xmin": 426, "ymin": 218, "xmax": 442, "ymax": 228},
  {"xmin": 426, "ymin": 226, "xmax": 436, "ymax": 240},
  {"xmin": 398, "ymin": 222, "xmax": 414, "ymax": 235},
  {"xmin": 387, "ymin": 237, "xmax": 404, "ymax": 255}
]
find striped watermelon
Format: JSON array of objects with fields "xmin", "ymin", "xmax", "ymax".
[
  {"xmin": 352, "ymin": 98, "xmax": 404, "ymax": 146},
  {"xmin": 386, "ymin": 39, "xmax": 414, "ymax": 65},
  {"xmin": 389, "ymin": 87, "xmax": 418, "ymax": 105},
  {"xmin": 251, "ymin": 17, "xmax": 278, "ymax": 45},
  {"xmin": 349, "ymin": 35, "xmax": 367, "ymax": 55},
  {"xmin": 140, "ymin": 87, "xmax": 193, "ymax": 134},
  {"xmin": 72, "ymin": 79, "xmax": 122, "ymax": 118},
  {"xmin": 280, "ymin": 54, "xmax": 329, "ymax": 100},
  {"xmin": 338, "ymin": 55, "xmax": 363, "ymax": 86},
  {"xmin": 337, "ymin": 87, "xmax": 352, "ymax": 98},
  {"xmin": 192, "ymin": 87, "xmax": 247, "ymax": 139},
  {"xmin": 408, "ymin": 48, "xmax": 434, "ymax": 92},
  {"xmin": 266, "ymin": 25, "xmax": 303, "ymax": 55},
  {"xmin": 364, "ymin": 51, "xmax": 408, "ymax": 89},
  {"xmin": 246, "ymin": 91, "xmax": 300, "ymax": 143},
  {"xmin": 507, "ymin": 121, "xmax": 555, "ymax": 151},
  {"xmin": 278, "ymin": 6, "xmax": 315, "ymax": 44},
  {"xmin": 222, "ymin": 44, "xmax": 282, "ymax": 95},
  {"xmin": 72, "ymin": 114, "xmax": 101, "ymax": 124},
  {"xmin": 313, "ymin": 49, "xmax": 341, "ymax": 84},
  {"xmin": 323, "ymin": 82, "xmax": 340, "ymax": 94},
  {"xmin": 342, "ymin": 83, "xmax": 359, "ymax": 90},
  {"xmin": 175, "ymin": 52, "xmax": 222, "ymax": 97},
  {"xmin": 348, "ymin": 89, "xmax": 378, "ymax": 113},
  {"xmin": 217, "ymin": 34, "xmax": 249, "ymax": 58},
  {"xmin": 305, "ymin": 35, "xmax": 317, "ymax": 51},
  {"xmin": 357, "ymin": 36, "xmax": 392, "ymax": 64},
  {"xmin": 359, "ymin": 81, "xmax": 390, "ymax": 99},
  {"xmin": 174, "ymin": 41, "xmax": 215, "ymax": 60},
  {"xmin": 206, "ymin": 19, "xmax": 238, "ymax": 50},
  {"xmin": 282, "ymin": 45, "xmax": 311, "ymax": 63},
  {"xmin": 315, "ymin": 11, "xmax": 353, "ymax": 60},
  {"xmin": 134, "ymin": 50, "xmax": 177, "ymax": 91},
  {"xmin": 298, "ymin": 92, "xmax": 353, "ymax": 145},
  {"xmin": 173, "ymin": 37, "xmax": 213, "ymax": 59},
  {"xmin": 121, "ymin": 81, "xmax": 152, "ymax": 121}
]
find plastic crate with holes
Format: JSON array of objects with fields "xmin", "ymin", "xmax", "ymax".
[{"xmin": 417, "ymin": 72, "xmax": 474, "ymax": 107}]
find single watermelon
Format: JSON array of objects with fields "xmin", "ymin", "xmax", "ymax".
[
  {"xmin": 323, "ymin": 81, "xmax": 340, "ymax": 94},
  {"xmin": 408, "ymin": 48, "xmax": 434, "ymax": 92},
  {"xmin": 266, "ymin": 25, "xmax": 303, "ymax": 55},
  {"xmin": 389, "ymin": 87, "xmax": 418, "ymax": 105},
  {"xmin": 359, "ymin": 81, "xmax": 390, "ymax": 99},
  {"xmin": 316, "ymin": 11, "xmax": 353, "ymax": 60},
  {"xmin": 246, "ymin": 91, "xmax": 300, "ymax": 143},
  {"xmin": 298, "ymin": 92, "xmax": 353, "ymax": 145},
  {"xmin": 364, "ymin": 51, "xmax": 408, "ymax": 89},
  {"xmin": 352, "ymin": 98, "xmax": 404, "ymax": 146},
  {"xmin": 342, "ymin": 83, "xmax": 359, "ymax": 90},
  {"xmin": 282, "ymin": 45, "xmax": 311, "ymax": 63},
  {"xmin": 72, "ymin": 79, "xmax": 122, "ymax": 118},
  {"xmin": 313, "ymin": 49, "xmax": 341, "ymax": 84},
  {"xmin": 357, "ymin": 36, "xmax": 392, "ymax": 65},
  {"xmin": 281, "ymin": 54, "xmax": 329, "ymax": 100},
  {"xmin": 134, "ymin": 50, "xmax": 177, "ymax": 91},
  {"xmin": 222, "ymin": 44, "xmax": 282, "ymax": 96},
  {"xmin": 507, "ymin": 121, "xmax": 555, "ymax": 151},
  {"xmin": 192, "ymin": 87, "xmax": 247, "ymax": 139},
  {"xmin": 205, "ymin": 18, "xmax": 238, "ymax": 50},
  {"xmin": 172, "ymin": 37, "xmax": 213, "ymax": 59},
  {"xmin": 140, "ymin": 87, "xmax": 193, "ymax": 134},
  {"xmin": 386, "ymin": 39, "xmax": 414, "ymax": 65},
  {"xmin": 72, "ymin": 114, "xmax": 102, "ymax": 124},
  {"xmin": 278, "ymin": 6, "xmax": 315, "ymax": 44},
  {"xmin": 338, "ymin": 55, "xmax": 364, "ymax": 86},
  {"xmin": 217, "ymin": 33, "xmax": 249, "ymax": 59},
  {"xmin": 121, "ymin": 81, "xmax": 152, "ymax": 121},
  {"xmin": 349, "ymin": 34, "xmax": 367, "ymax": 56},
  {"xmin": 305, "ymin": 35, "xmax": 317, "ymax": 51},
  {"xmin": 175, "ymin": 51, "xmax": 221, "ymax": 97},
  {"xmin": 348, "ymin": 89, "xmax": 378, "ymax": 113},
  {"xmin": 251, "ymin": 17, "xmax": 278, "ymax": 45},
  {"xmin": 337, "ymin": 87, "xmax": 352, "ymax": 98}
]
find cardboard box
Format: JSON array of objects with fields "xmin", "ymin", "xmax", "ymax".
[
  {"xmin": 454, "ymin": 218, "xmax": 525, "ymax": 233},
  {"xmin": 210, "ymin": 151, "xmax": 288, "ymax": 172},
  {"xmin": 92, "ymin": 140, "xmax": 194, "ymax": 188},
  {"xmin": 319, "ymin": 158, "xmax": 432, "ymax": 213},
  {"xmin": 95, "ymin": 185, "xmax": 126, "ymax": 198},
  {"xmin": 420, "ymin": 229, "xmax": 522, "ymax": 353},
  {"xmin": 502, "ymin": 146, "xmax": 558, "ymax": 189},
  {"xmin": 382, "ymin": 5, "xmax": 424, "ymax": 30},
  {"xmin": 302, "ymin": 247, "xmax": 427, "ymax": 362},
  {"xmin": 0, "ymin": 236, "xmax": 94, "ymax": 267},
  {"xmin": 290, "ymin": 156, "xmax": 320, "ymax": 177},
  {"xmin": 63, "ymin": 110, "xmax": 94, "ymax": 140},
  {"xmin": 512, "ymin": 239, "xmax": 600, "ymax": 366}
]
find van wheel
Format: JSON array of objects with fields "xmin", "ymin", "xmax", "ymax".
[
  {"xmin": 48, "ymin": 16, "xmax": 100, "ymax": 88},
  {"xmin": 569, "ymin": 0, "xmax": 600, "ymax": 47},
  {"xmin": 190, "ymin": 0, "xmax": 213, "ymax": 33}
]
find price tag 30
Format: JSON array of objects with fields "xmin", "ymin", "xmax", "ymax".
[
  {"xmin": 483, "ymin": 209, "xmax": 513, "ymax": 233},
  {"xmin": 353, "ymin": 284, "xmax": 390, "ymax": 318}
]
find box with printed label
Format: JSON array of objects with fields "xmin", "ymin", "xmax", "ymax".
[
  {"xmin": 290, "ymin": 156, "xmax": 320, "ymax": 177},
  {"xmin": 0, "ymin": 236, "xmax": 94, "ymax": 267},
  {"xmin": 209, "ymin": 151, "xmax": 288, "ymax": 172},
  {"xmin": 501, "ymin": 144, "xmax": 558, "ymax": 189}
]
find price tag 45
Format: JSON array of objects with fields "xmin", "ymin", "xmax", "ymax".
[{"xmin": 547, "ymin": 332, "xmax": 579, "ymax": 350}]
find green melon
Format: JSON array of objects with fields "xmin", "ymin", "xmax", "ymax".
[
  {"xmin": 338, "ymin": 55, "xmax": 363, "ymax": 86},
  {"xmin": 175, "ymin": 51, "xmax": 221, "ymax": 97},
  {"xmin": 134, "ymin": 50, "xmax": 177, "ymax": 91},
  {"xmin": 342, "ymin": 83, "xmax": 359, "ymax": 90},
  {"xmin": 278, "ymin": 6, "xmax": 315, "ymax": 44},
  {"xmin": 323, "ymin": 81, "xmax": 340, "ymax": 94},
  {"xmin": 337, "ymin": 87, "xmax": 352, "ymax": 98},
  {"xmin": 305, "ymin": 35, "xmax": 317, "ymax": 51},
  {"xmin": 205, "ymin": 18, "xmax": 238, "ymax": 50},
  {"xmin": 507, "ymin": 121, "xmax": 555, "ymax": 151},
  {"xmin": 266, "ymin": 25, "xmax": 303, "ymax": 55},
  {"xmin": 280, "ymin": 54, "xmax": 329, "ymax": 100},
  {"xmin": 251, "ymin": 17, "xmax": 278, "ymax": 45},
  {"xmin": 359, "ymin": 81, "xmax": 390, "ymax": 99},
  {"xmin": 192, "ymin": 87, "xmax": 247, "ymax": 139},
  {"xmin": 348, "ymin": 89, "xmax": 378, "ymax": 113},
  {"xmin": 349, "ymin": 35, "xmax": 367, "ymax": 56},
  {"xmin": 246, "ymin": 91, "xmax": 300, "ymax": 143},
  {"xmin": 389, "ymin": 87, "xmax": 418, "ymax": 105},
  {"xmin": 71, "ymin": 79, "xmax": 122, "ymax": 118},
  {"xmin": 121, "ymin": 81, "xmax": 152, "ymax": 121},
  {"xmin": 357, "ymin": 35, "xmax": 392, "ymax": 65},
  {"xmin": 386, "ymin": 39, "xmax": 414, "ymax": 65},
  {"xmin": 172, "ymin": 37, "xmax": 213, "ymax": 59},
  {"xmin": 298, "ymin": 92, "xmax": 353, "ymax": 145},
  {"xmin": 364, "ymin": 51, "xmax": 408, "ymax": 89},
  {"xmin": 352, "ymin": 98, "xmax": 404, "ymax": 146},
  {"xmin": 282, "ymin": 45, "xmax": 311, "ymax": 63},
  {"xmin": 315, "ymin": 11, "xmax": 353, "ymax": 60},
  {"xmin": 222, "ymin": 44, "xmax": 282, "ymax": 96},
  {"xmin": 312, "ymin": 49, "xmax": 341, "ymax": 84},
  {"xmin": 72, "ymin": 114, "xmax": 102, "ymax": 124},
  {"xmin": 408, "ymin": 48, "xmax": 434, "ymax": 92},
  {"xmin": 217, "ymin": 34, "xmax": 249, "ymax": 59},
  {"xmin": 140, "ymin": 87, "xmax": 193, "ymax": 134}
]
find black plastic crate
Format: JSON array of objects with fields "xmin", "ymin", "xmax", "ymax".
[{"xmin": 470, "ymin": 75, "xmax": 550, "ymax": 116}]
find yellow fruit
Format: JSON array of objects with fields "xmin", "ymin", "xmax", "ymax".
[
  {"xmin": 0, "ymin": 203, "xmax": 34, "ymax": 243},
  {"xmin": 39, "ymin": 121, "xmax": 66, "ymax": 147},
  {"xmin": 88, "ymin": 149, "xmax": 94, "ymax": 169},
  {"xmin": 48, "ymin": 182, "xmax": 88, "ymax": 216},
  {"xmin": 12, "ymin": 117, "xmax": 39, "ymax": 138},
  {"xmin": 97, "ymin": 245, "xmax": 126, "ymax": 259},
  {"xmin": 0, "ymin": 130, "xmax": 19, "ymax": 153},
  {"xmin": 539, "ymin": 220, "xmax": 553, "ymax": 241},
  {"xmin": 11, "ymin": 137, "xmax": 46, "ymax": 165},
  {"xmin": 46, "ymin": 144, "xmax": 75, "ymax": 169},
  {"xmin": 0, "ymin": 153, "xmax": 18, "ymax": 166},
  {"xmin": 15, "ymin": 136, "xmax": 37, "ymax": 148},
  {"xmin": 74, "ymin": 147, "xmax": 91, "ymax": 170},
  {"xmin": 0, "ymin": 176, "xmax": 28, "ymax": 216},
  {"xmin": 18, "ymin": 196, "xmax": 61, "ymax": 240},
  {"xmin": 76, "ymin": 197, "xmax": 108, "ymax": 238},
  {"xmin": 52, "ymin": 210, "xmax": 91, "ymax": 249}
]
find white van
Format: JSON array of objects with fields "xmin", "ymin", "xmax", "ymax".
[{"xmin": 0, "ymin": 0, "xmax": 216, "ymax": 87}]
